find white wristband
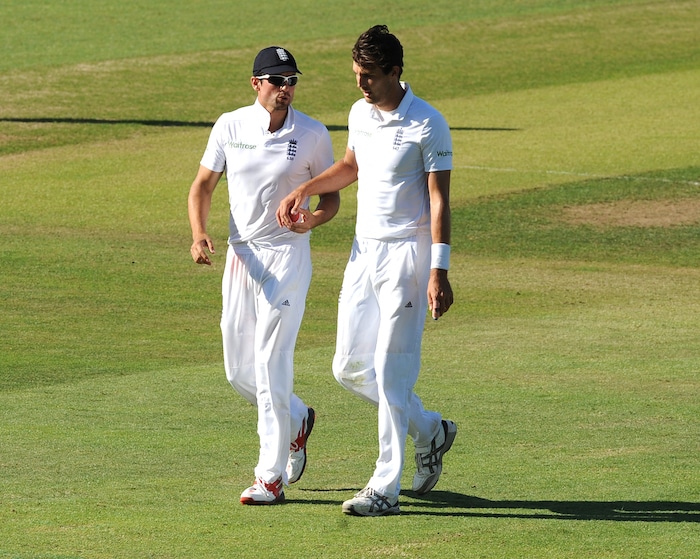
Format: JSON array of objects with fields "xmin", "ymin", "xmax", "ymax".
[{"xmin": 430, "ymin": 243, "xmax": 451, "ymax": 270}]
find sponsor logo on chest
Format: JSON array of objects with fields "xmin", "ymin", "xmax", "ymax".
[
  {"xmin": 226, "ymin": 139, "xmax": 300, "ymax": 161},
  {"xmin": 354, "ymin": 127, "xmax": 406, "ymax": 147},
  {"xmin": 227, "ymin": 140, "xmax": 257, "ymax": 150}
]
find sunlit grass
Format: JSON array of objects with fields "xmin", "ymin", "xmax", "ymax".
[{"xmin": 0, "ymin": 1, "xmax": 698, "ymax": 558}]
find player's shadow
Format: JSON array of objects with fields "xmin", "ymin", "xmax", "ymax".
[
  {"xmin": 326, "ymin": 125, "xmax": 521, "ymax": 132},
  {"xmin": 0, "ymin": 118, "xmax": 520, "ymax": 133},
  {"xmin": 399, "ymin": 491, "xmax": 700, "ymax": 522},
  {"xmin": 295, "ymin": 489, "xmax": 699, "ymax": 522},
  {"xmin": 0, "ymin": 117, "xmax": 214, "ymax": 127}
]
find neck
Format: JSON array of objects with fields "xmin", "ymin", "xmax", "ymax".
[
  {"xmin": 268, "ymin": 108, "xmax": 288, "ymax": 133},
  {"xmin": 376, "ymin": 83, "xmax": 406, "ymax": 112}
]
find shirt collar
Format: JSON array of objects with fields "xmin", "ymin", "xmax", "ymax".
[
  {"xmin": 253, "ymin": 99, "xmax": 294, "ymax": 134},
  {"xmin": 371, "ymin": 82, "xmax": 414, "ymax": 123}
]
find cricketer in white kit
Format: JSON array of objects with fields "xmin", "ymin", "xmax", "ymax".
[
  {"xmin": 188, "ymin": 46, "xmax": 337, "ymax": 505},
  {"xmin": 331, "ymin": 82, "xmax": 454, "ymax": 508},
  {"xmin": 277, "ymin": 25, "xmax": 457, "ymax": 516}
]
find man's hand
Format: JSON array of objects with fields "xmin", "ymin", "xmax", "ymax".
[
  {"xmin": 285, "ymin": 207, "xmax": 315, "ymax": 233},
  {"xmin": 191, "ymin": 235, "xmax": 215, "ymax": 265},
  {"xmin": 276, "ymin": 190, "xmax": 307, "ymax": 228},
  {"xmin": 428, "ymin": 268, "xmax": 453, "ymax": 320}
]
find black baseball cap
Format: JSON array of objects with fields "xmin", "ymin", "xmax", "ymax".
[{"xmin": 253, "ymin": 46, "xmax": 302, "ymax": 76}]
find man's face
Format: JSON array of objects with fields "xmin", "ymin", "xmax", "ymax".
[
  {"xmin": 252, "ymin": 72, "xmax": 296, "ymax": 113},
  {"xmin": 352, "ymin": 61, "xmax": 399, "ymax": 109}
]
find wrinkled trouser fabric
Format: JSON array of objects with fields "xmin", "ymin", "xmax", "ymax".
[
  {"xmin": 332, "ymin": 235, "xmax": 441, "ymax": 500},
  {"xmin": 221, "ymin": 241, "xmax": 312, "ymax": 483}
]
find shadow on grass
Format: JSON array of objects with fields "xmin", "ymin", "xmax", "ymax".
[
  {"xmin": 0, "ymin": 116, "xmax": 214, "ymax": 127},
  {"xmin": 0, "ymin": 117, "xmax": 520, "ymax": 132},
  {"xmin": 401, "ymin": 491, "xmax": 700, "ymax": 522},
  {"xmin": 296, "ymin": 489, "xmax": 699, "ymax": 522}
]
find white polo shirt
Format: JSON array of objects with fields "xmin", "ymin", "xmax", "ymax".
[
  {"xmin": 347, "ymin": 83, "xmax": 453, "ymax": 241},
  {"xmin": 201, "ymin": 100, "xmax": 334, "ymax": 245}
]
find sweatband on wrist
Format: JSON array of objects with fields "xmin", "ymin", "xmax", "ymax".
[{"xmin": 430, "ymin": 243, "xmax": 451, "ymax": 270}]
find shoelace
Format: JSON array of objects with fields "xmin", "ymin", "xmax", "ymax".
[
  {"xmin": 417, "ymin": 426, "xmax": 446, "ymax": 472},
  {"xmin": 360, "ymin": 488, "xmax": 397, "ymax": 512}
]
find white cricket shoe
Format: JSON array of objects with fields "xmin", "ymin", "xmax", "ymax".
[
  {"xmin": 412, "ymin": 419, "xmax": 457, "ymax": 495},
  {"xmin": 286, "ymin": 407, "xmax": 315, "ymax": 484},
  {"xmin": 240, "ymin": 477, "xmax": 284, "ymax": 505},
  {"xmin": 342, "ymin": 487, "xmax": 400, "ymax": 516}
]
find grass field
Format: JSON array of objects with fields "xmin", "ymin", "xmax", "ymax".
[{"xmin": 1, "ymin": 1, "xmax": 698, "ymax": 558}]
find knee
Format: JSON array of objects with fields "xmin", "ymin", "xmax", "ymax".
[
  {"xmin": 225, "ymin": 368, "xmax": 257, "ymax": 406},
  {"xmin": 333, "ymin": 360, "xmax": 368, "ymax": 390},
  {"xmin": 332, "ymin": 366, "xmax": 352, "ymax": 388}
]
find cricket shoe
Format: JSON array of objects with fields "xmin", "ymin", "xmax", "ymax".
[
  {"xmin": 286, "ymin": 407, "xmax": 315, "ymax": 484},
  {"xmin": 240, "ymin": 477, "xmax": 285, "ymax": 505},
  {"xmin": 342, "ymin": 487, "xmax": 400, "ymax": 517},
  {"xmin": 412, "ymin": 419, "xmax": 457, "ymax": 495}
]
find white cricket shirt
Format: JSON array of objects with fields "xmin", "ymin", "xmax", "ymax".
[
  {"xmin": 200, "ymin": 100, "xmax": 334, "ymax": 245},
  {"xmin": 347, "ymin": 83, "xmax": 453, "ymax": 241}
]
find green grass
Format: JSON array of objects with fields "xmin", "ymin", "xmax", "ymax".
[
  {"xmin": 1, "ymin": 0, "xmax": 699, "ymax": 557},
  {"xmin": 449, "ymin": 168, "xmax": 700, "ymax": 266},
  {"xmin": 0, "ymin": 0, "xmax": 656, "ymax": 72}
]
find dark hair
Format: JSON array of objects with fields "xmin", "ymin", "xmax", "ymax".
[{"xmin": 352, "ymin": 25, "xmax": 403, "ymax": 77}]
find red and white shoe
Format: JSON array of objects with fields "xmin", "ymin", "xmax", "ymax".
[
  {"xmin": 240, "ymin": 477, "xmax": 285, "ymax": 505},
  {"xmin": 286, "ymin": 407, "xmax": 315, "ymax": 484}
]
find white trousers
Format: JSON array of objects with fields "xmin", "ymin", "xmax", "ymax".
[
  {"xmin": 221, "ymin": 241, "xmax": 312, "ymax": 484},
  {"xmin": 332, "ymin": 235, "xmax": 441, "ymax": 500}
]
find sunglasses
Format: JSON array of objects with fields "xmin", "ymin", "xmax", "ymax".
[{"xmin": 256, "ymin": 74, "xmax": 299, "ymax": 87}]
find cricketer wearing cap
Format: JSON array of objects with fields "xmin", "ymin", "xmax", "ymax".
[{"xmin": 188, "ymin": 46, "xmax": 338, "ymax": 505}]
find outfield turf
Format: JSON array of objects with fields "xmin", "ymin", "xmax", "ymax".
[{"xmin": 0, "ymin": 1, "xmax": 698, "ymax": 558}]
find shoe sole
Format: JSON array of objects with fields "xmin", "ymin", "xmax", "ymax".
[
  {"xmin": 288, "ymin": 408, "xmax": 315, "ymax": 484},
  {"xmin": 342, "ymin": 503, "xmax": 400, "ymax": 516},
  {"xmin": 240, "ymin": 493, "xmax": 285, "ymax": 505},
  {"xmin": 414, "ymin": 420, "xmax": 457, "ymax": 495}
]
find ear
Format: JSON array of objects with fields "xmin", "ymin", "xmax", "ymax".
[{"xmin": 251, "ymin": 76, "xmax": 260, "ymax": 91}]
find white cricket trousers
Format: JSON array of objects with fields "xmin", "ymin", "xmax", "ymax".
[
  {"xmin": 332, "ymin": 235, "xmax": 442, "ymax": 500},
  {"xmin": 221, "ymin": 240, "xmax": 312, "ymax": 484}
]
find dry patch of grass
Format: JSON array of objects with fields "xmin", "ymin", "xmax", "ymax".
[{"xmin": 561, "ymin": 198, "xmax": 700, "ymax": 228}]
